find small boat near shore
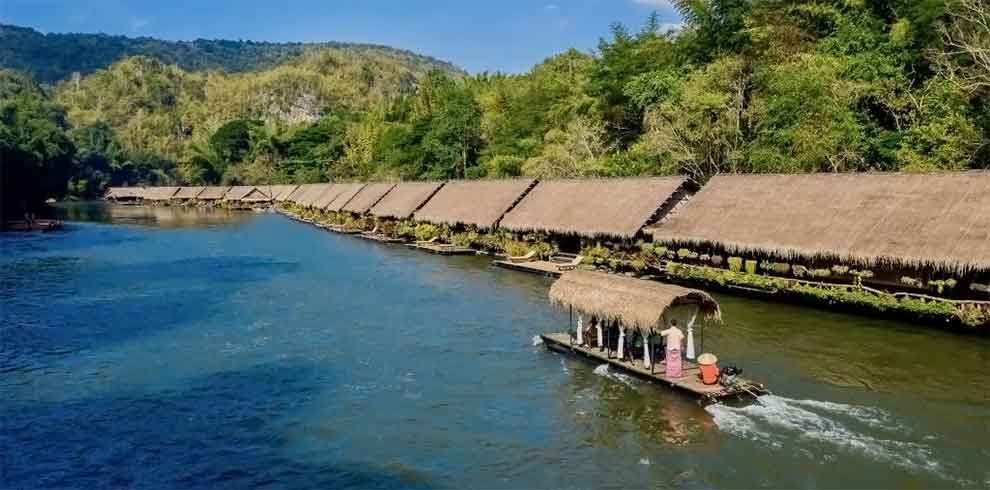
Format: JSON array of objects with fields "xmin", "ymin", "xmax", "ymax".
[{"xmin": 542, "ymin": 270, "xmax": 767, "ymax": 404}]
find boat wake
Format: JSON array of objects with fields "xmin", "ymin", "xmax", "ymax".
[
  {"xmin": 593, "ymin": 364, "xmax": 634, "ymax": 387},
  {"xmin": 531, "ymin": 335, "xmax": 543, "ymax": 346},
  {"xmin": 706, "ymin": 395, "xmax": 945, "ymax": 477}
]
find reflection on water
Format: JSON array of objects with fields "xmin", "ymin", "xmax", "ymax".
[
  {"xmin": 2, "ymin": 203, "xmax": 987, "ymax": 489},
  {"xmin": 56, "ymin": 201, "xmax": 253, "ymax": 228}
]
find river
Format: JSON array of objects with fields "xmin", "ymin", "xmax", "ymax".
[{"xmin": 2, "ymin": 203, "xmax": 987, "ymax": 488}]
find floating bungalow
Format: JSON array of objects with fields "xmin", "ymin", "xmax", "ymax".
[
  {"xmin": 171, "ymin": 186, "xmax": 205, "ymax": 204},
  {"xmin": 342, "ymin": 183, "xmax": 396, "ymax": 215},
  {"xmin": 362, "ymin": 181, "xmax": 444, "ymax": 242},
  {"xmin": 105, "ymin": 187, "xmax": 146, "ymax": 204},
  {"xmin": 223, "ymin": 186, "xmax": 272, "ymax": 208},
  {"xmin": 410, "ymin": 179, "xmax": 536, "ymax": 254},
  {"xmin": 496, "ymin": 177, "xmax": 691, "ymax": 275},
  {"xmin": 541, "ymin": 270, "xmax": 766, "ymax": 404},
  {"xmin": 647, "ymin": 172, "xmax": 990, "ymax": 299},
  {"xmin": 265, "ymin": 185, "xmax": 300, "ymax": 203},
  {"xmin": 143, "ymin": 186, "xmax": 180, "ymax": 203},
  {"xmin": 320, "ymin": 183, "xmax": 368, "ymax": 232},
  {"xmin": 197, "ymin": 186, "xmax": 231, "ymax": 204}
]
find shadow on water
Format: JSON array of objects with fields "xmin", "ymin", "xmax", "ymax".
[{"xmin": 0, "ymin": 363, "xmax": 434, "ymax": 489}]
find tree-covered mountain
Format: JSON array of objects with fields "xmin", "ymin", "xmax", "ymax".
[
  {"xmin": 0, "ymin": 24, "xmax": 463, "ymax": 83},
  {"xmin": 3, "ymin": 0, "xmax": 989, "ymax": 220}
]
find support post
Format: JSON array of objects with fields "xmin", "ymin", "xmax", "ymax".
[
  {"xmin": 643, "ymin": 334, "xmax": 652, "ymax": 370},
  {"xmin": 617, "ymin": 328, "xmax": 625, "ymax": 360},
  {"xmin": 576, "ymin": 314, "xmax": 583, "ymax": 346},
  {"xmin": 685, "ymin": 310, "xmax": 699, "ymax": 360},
  {"xmin": 595, "ymin": 321, "xmax": 603, "ymax": 351}
]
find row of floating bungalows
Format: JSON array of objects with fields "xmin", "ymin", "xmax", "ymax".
[
  {"xmin": 104, "ymin": 185, "xmax": 299, "ymax": 207},
  {"xmin": 108, "ymin": 171, "xmax": 990, "ymax": 303}
]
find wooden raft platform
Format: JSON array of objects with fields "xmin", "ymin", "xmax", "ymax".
[
  {"xmin": 406, "ymin": 242, "xmax": 477, "ymax": 255},
  {"xmin": 493, "ymin": 259, "xmax": 563, "ymax": 277},
  {"xmin": 541, "ymin": 332, "xmax": 767, "ymax": 404},
  {"xmin": 358, "ymin": 233, "xmax": 405, "ymax": 243}
]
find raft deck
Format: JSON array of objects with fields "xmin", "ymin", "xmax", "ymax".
[
  {"xmin": 492, "ymin": 259, "xmax": 563, "ymax": 277},
  {"xmin": 359, "ymin": 233, "xmax": 405, "ymax": 243},
  {"xmin": 406, "ymin": 242, "xmax": 477, "ymax": 255},
  {"xmin": 541, "ymin": 332, "xmax": 767, "ymax": 404}
]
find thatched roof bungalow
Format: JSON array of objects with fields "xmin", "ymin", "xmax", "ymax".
[
  {"xmin": 172, "ymin": 187, "xmax": 204, "ymax": 200},
  {"xmin": 296, "ymin": 184, "xmax": 335, "ymax": 208},
  {"xmin": 499, "ymin": 177, "xmax": 690, "ymax": 240},
  {"xmin": 369, "ymin": 181, "xmax": 444, "ymax": 219},
  {"xmin": 105, "ymin": 187, "xmax": 145, "ymax": 201},
  {"xmin": 313, "ymin": 184, "xmax": 344, "ymax": 209},
  {"xmin": 268, "ymin": 185, "xmax": 300, "ymax": 202},
  {"xmin": 549, "ymin": 270, "xmax": 721, "ymax": 335},
  {"xmin": 144, "ymin": 187, "xmax": 180, "ymax": 201},
  {"xmin": 648, "ymin": 172, "xmax": 990, "ymax": 274},
  {"xmin": 324, "ymin": 183, "xmax": 367, "ymax": 212},
  {"xmin": 224, "ymin": 186, "xmax": 272, "ymax": 203},
  {"xmin": 413, "ymin": 179, "xmax": 535, "ymax": 229},
  {"xmin": 342, "ymin": 183, "xmax": 396, "ymax": 214},
  {"xmin": 198, "ymin": 186, "xmax": 231, "ymax": 200}
]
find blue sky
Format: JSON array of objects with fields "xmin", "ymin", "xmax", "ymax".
[{"xmin": 1, "ymin": 0, "xmax": 680, "ymax": 73}]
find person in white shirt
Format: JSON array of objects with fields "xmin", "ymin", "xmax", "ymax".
[{"xmin": 660, "ymin": 320, "xmax": 684, "ymax": 378}]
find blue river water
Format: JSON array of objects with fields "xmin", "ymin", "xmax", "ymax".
[{"xmin": 1, "ymin": 204, "xmax": 987, "ymax": 488}]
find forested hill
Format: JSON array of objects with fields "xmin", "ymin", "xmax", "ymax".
[{"xmin": 0, "ymin": 24, "xmax": 463, "ymax": 83}]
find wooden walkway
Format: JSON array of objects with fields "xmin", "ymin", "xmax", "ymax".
[
  {"xmin": 492, "ymin": 259, "xmax": 563, "ymax": 277},
  {"xmin": 541, "ymin": 332, "xmax": 767, "ymax": 404}
]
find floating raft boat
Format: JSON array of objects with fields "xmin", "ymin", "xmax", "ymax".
[
  {"xmin": 541, "ymin": 333, "xmax": 766, "ymax": 403},
  {"xmin": 543, "ymin": 270, "xmax": 768, "ymax": 404}
]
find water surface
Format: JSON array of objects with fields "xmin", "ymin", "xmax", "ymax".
[{"xmin": 2, "ymin": 203, "xmax": 986, "ymax": 488}]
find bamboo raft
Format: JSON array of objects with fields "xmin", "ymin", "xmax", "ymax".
[
  {"xmin": 406, "ymin": 242, "xmax": 477, "ymax": 255},
  {"xmin": 492, "ymin": 259, "xmax": 563, "ymax": 277},
  {"xmin": 358, "ymin": 233, "xmax": 405, "ymax": 243},
  {"xmin": 541, "ymin": 332, "xmax": 767, "ymax": 404}
]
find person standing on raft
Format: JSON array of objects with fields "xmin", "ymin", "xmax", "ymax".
[{"xmin": 660, "ymin": 320, "xmax": 685, "ymax": 378}]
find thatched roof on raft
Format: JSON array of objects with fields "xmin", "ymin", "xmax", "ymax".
[
  {"xmin": 285, "ymin": 184, "xmax": 314, "ymax": 203},
  {"xmin": 342, "ymin": 183, "xmax": 397, "ymax": 214},
  {"xmin": 549, "ymin": 270, "xmax": 721, "ymax": 334},
  {"xmin": 268, "ymin": 185, "xmax": 299, "ymax": 202},
  {"xmin": 173, "ymin": 187, "xmax": 204, "ymax": 199},
  {"xmin": 499, "ymin": 177, "xmax": 688, "ymax": 239},
  {"xmin": 369, "ymin": 181, "xmax": 444, "ymax": 219},
  {"xmin": 648, "ymin": 171, "xmax": 990, "ymax": 274},
  {"xmin": 296, "ymin": 184, "xmax": 335, "ymax": 207},
  {"xmin": 324, "ymin": 183, "xmax": 367, "ymax": 212},
  {"xmin": 224, "ymin": 186, "xmax": 271, "ymax": 201},
  {"xmin": 313, "ymin": 184, "xmax": 343, "ymax": 208},
  {"xmin": 144, "ymin": 187, "xmax": 181, "ymax": 201},
  {"xmin": 198, "ymin": 186, "xmax": 231, "ymax": 200},
  {"xmin": 105, "ymin": 187, "xmax": 145, "ymax": 199},
  {"xmin": 413, "ymin": 179, "xmax": 536, "ymax": 229}
]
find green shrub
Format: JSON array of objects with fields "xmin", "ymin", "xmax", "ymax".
[
  {"xmin": 900, "ymin": 276, "xmax": 921, "ymax": 287},
  {"xmin": 831, "ymin": 265, "xmax": 850, "ymax": 275},
  {"xmin": 745, "ymin": 260, "xmax": 758, "ymax": 275},
  {"xmin": 792, "ymin": 265, "xmax": 808, "ymax": 277},
  {"xmin": 677, "ymin": 248, "xmax": 693, "ymax": 259},
  {"xmin": 728, "ymin": 257, "xmax": 743, "ymax": 272},
  {"xmin": 414, "ymin": 223, "xmax": 439, "ymax": 242}
]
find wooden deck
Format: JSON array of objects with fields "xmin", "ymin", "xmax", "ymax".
[
  {"xmin": 541, "ymin": 332, "xmax": 767, "ymax": 404},
  {"xmin": 492, "ymin": 259, "xmax": 563, "ymax": 277},
  {"xmin": 406, "ymin": 242, "xmax": 477, "ymax": 255},
  {"xmin": 358, "ymin": 233, "xmax": 405, "ymax": 244}
]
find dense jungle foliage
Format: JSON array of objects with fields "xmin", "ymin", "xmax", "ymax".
[{"xmin": 2, "ymin": 0, "xmax": 989, "ymax": 218}]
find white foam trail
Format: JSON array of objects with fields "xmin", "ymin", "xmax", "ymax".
[
  {"xmin": 560, "ymin": 358, "xmax": 569, "ymax": 374},
  {"xmin": 592, "ymin": 364, "xmax": 634, "ymax": 386},
  {"xmin": 707, "ymin": 395, "xmax": 944, "ymax": 476},
  {"xmin": 531, "ymin": 335, "xmax": 543, "ymax": 346}
]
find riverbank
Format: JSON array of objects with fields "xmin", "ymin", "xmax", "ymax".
[{"xmin": 274, "ymin": 205, "xmax": 989, "ymax": 330}]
